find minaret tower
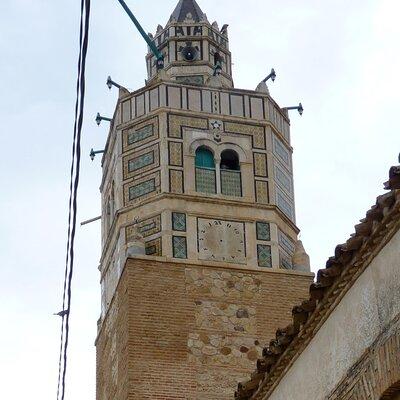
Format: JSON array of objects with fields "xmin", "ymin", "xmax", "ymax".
[{"xmin": 96, "ymin": 1, "xmax": 313, "ymax": 398}]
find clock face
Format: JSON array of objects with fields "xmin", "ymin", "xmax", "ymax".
[{"xmin": 197, "ymin": 218, "xmax": 246, "ymax": 264}]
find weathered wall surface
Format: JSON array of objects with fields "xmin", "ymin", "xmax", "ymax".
[
  {"xmin": 96, "ymin": 258, "xmax": 312, "ymax": 400},
  {"xmin": 265, "ymin": 229, "xmax": 400, "ymax": 400}
]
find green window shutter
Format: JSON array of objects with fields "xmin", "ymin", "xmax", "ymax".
[{"xmin": 195, "ymin": 148, "xmax": 215, "ymax": 168}]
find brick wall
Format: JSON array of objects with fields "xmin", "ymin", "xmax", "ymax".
[{"xmin": 96, "ymin": 258, "xmax": 313, "ymax": 400}]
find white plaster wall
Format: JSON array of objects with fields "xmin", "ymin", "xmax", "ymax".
[{"xmin": 267, "ymin": 228, "xmax": 400, "ymax": 400}]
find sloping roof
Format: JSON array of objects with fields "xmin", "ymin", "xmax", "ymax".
[
  {"xmin": 169, "ymin": 0, "xmax": 207, "ymax": 23},
  {"xmin": 235, "ymin": 161, "xmax": 400, "ymax": 400}
]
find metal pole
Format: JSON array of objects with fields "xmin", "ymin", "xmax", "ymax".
[
  {"xmin": 80, "ymin": 216, "xmax": 102, "ymax": 226},
  {"xmin": 116, "ymin": 0, "xmax": 164, "ymax": 65}
]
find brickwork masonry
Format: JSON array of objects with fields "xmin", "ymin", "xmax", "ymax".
[{"xmin": 96, "ymin": 258, "xmax": 313, "ymax": 400}]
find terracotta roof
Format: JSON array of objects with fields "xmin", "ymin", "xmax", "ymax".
[{"xmin": 235, "ymin": 161, "xmax": 400, "ymax": 400}]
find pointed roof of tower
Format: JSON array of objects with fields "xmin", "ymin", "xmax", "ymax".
[{"xmin": 169, "ymin": 0, "xmax": 208, "ymax": 23}]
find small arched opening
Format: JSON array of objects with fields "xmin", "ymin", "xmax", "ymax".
[
  {"xmin": 220, "ymin": 149, "xmax": 242, "ymax": 197},
  {"xmin": 195, "ymin": 147, "xmax": 216, "ymax": 194}
]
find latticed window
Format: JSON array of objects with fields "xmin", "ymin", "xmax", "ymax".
[
  {"xmin": 280, "ymin": 251, "xmax": 293, "ymax": 270},
  {"xmin": 172, "ymin": 212, "xmax": 186, "ymax": 232},
  {"xmin": 172, "ymin": 236, "xmax": 187, "ymax": 259},
  {"xmin": 256, "ymin": 222, "xmax": 271, "ymax": 241},
  {"xmin": 220, "ymin": 150, "xmax": 242, "ymax": 197},
  {"xmin": 195, "ymin": 147, "xmax": 216, "ymax": 194},
  {"xmin": 257, "ymin": 244, "xmax": 272, "ymax": 268}
]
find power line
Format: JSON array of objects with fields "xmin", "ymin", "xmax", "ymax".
[{"xmin": 56, "ymin": 0, "xmax": 91, "ymax": 399}]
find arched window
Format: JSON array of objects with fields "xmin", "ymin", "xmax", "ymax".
[
  {"xmin": 220, "ymin": 149, "xmax": 242, "ymax": 197},
  {"xmin": 195, "ymin": 147, "xmax": 216, "ymax": 194}
]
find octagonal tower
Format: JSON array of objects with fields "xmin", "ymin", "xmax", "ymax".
[{"xmin": 96, "ymin": 1, "xmax": 313, "ymax": 399}]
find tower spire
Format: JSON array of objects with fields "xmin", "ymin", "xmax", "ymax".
[{"xmin": 169, "ymin": 0, "xmax": 207, "ymax": 23}]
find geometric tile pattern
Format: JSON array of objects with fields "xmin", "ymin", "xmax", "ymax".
[
  {"xmin": 255, "ymin": 180, "xmax": 269, "ymax": 204},
  {"xmin": 254, "ymin": 152, "xmax": 268, "ymax": 177},
  {"xmin": 279, "ymin": 250, "xmax": 293, "ymax": 270},
  {"xmin": 225, "ymin": 122, "xmax": 265, "ymax": 149},
  {"xmin": 273, "ymin": 135, "xmax": 290, "ymax": 166},
  {"xmin": 278, "ymin": 230, "xmax": 296, "ymax": 255},
  {"xmin": 123, "ymin": 144, "xmax": 159, "ymax": 180},
  {"xmin": 169, "ymin": 169, "xmax": 184, "ymax": 194},
  {"xmin": 168, "ymin": 114, "xmax": 208, "ymax": 139},
  {"xmin": 257, "ymin": 244, "xmax": 272, "ymax": 268},
  {"xmin": 168, "ymin": 141, "xmax": 183, "ymax": 166},
  {"xmin": 274, "ymin": 163, "xmax": 292, "ymax": 194},
  {"xmin": 196, "ymin": 167, "xmax": 216, "ymax": 194},
  {"xmin": 128, "ymin": 124, "xmax": 153, "ymax": 145},
  {"xmin": 145, "ymin": 237, "xmax": 162, "ymax": 256},
  {"xmin": 129, "ymin": 179, "xmax": 155, "ymax": 201},
  {"xmin": 128, "ymin": 151, "xmax": 154, "ymax": 172},
  {"xmin": 123, "ymin": 116, "xmax": 158, "ymax": 151},
  {"xmin": 124, "ymin": 172, "xmax": 160, "ymax": 206},
  {"xmin": 126, "ymin": 214, "xmax": 162, "ymax": 241},
  {"xmin": 172, "ymin": 236, "xmax": 187, "ymax": 259},
  {"xmin": 172, "ymin": 212, "xmax": 186, "ymax": 232},
  {"xmin": 221, "ymin": 170, "xmax": 242, "ymax": 197},
  {"xmin": 276, "ymin": 188, "xmax": 294, "ymax": 221},
  {"xmin": 256, "ymin": 222, "xmax": 271, "ymax": 241},
  {"xmin": 129, "ymin": 179, "xmax": 156, "ymax": 200},
  {"xmin": 176, "ymin": 75, "xmax": 204, "ymax": 85}
]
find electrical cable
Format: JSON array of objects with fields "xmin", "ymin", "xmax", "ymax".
[
  {"xmin": 56, "ymin": 1, "xmax": 85, "ymax": 398},
  {"xmin": 56, "ymin": 0, "xmax": 91, "ymax": 399}
]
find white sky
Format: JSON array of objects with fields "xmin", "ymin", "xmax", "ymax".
[{"xmin": 0, "ymin": 1, "xmax": 399, "ymax": 399}]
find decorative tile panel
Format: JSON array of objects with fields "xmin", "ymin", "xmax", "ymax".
[
  {"xmin": 267, "ymin": 101, "xmax": 290, "ymax": 141},
  {"xmin": 168, "ymin": 141, "xmax": 183, "ymax": 166},
  {"xmin": 123, "ymin": 144, "xmax": 159, "ymax": 180},
  {"xmin": 254, "ymin": 152, "xmax": 268, "ymax": 177},
  {"xmin": 278, "ymin": 230, "xmax": 296, "ymax": 255},
  {"xmin": 124, "ymin": 172, "xmax": 160, "ymax": 206},
  {"xmin": 274, "ymin": 163, "xmax": 293, "ymax": 195},
  {"xmin": 172, "ymin": 236, "xmax": 187, "ymax": 259},
  {"xmin": 126, "ymin": 215, "xmax": 162, "ymax": 240},
  {"xmin": 128, "ymin": 152, "xmax": 154, "ymax": 172},
  {"xmin": 172, "ymin": 212, "xmax": 186, "ymax": 232},
  {"xmin": 168, "ymin": 114, "xmax": 208, "ymax": 138},
  {"xmin": 129, "ymin": 179, "xmax": 155, "ymax": 200},
  {"xmin": 211, "ymin": 91, "xmax": 220, "ymax": 113},
  {"xmin": 169, "ymin": 169, "xmax": 184, "ymax": 194},
  {"xmin": 273, "ymin": 135, "xmax": 291, "ymax": 167},
  {"xmin": 256, "ymin": 222, "xmax": 271, "ymax": 241},
  {"xmin": 176, "ymin": 75, "xmax": 204, "ymax": 85},
  {"xmin": 255, "ymin": 180, "xmax": 269, "ymax": 204},
  {"xmin": 221, "ymin": 170, "xmax": 242, "ymax": 197},
  {"xmin": 129, "ymin": 125, "xmax": 152, "ymax": 144},
  {"xmin": 145, "ymin": 237, "xmax": 162, "ymax": 256},
  {"xmin": 257, "ymin": 244, "xmax": 272, "ymax": 268},
  {"xmin": 225, "ymin": 122, "xmax": 266, "ymax": 149},
  {"xmin": 196, "ymin": 167, "xmax": 216, "ymax": 194},
  {"xmin": 280, "ymin": 250, "xmax": 293, "ymax": 270},
  {"xmin": 276, "ymin": 188, "xmax": 295, "ymax": 221},
  {"xmin": 122, "ymin": 116, "xmax": 158, "ymax": 151}
]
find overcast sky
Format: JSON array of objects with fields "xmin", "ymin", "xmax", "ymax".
[{"xmin": 0, "ymin": 0, "xmax": 399, "ymax": 399}]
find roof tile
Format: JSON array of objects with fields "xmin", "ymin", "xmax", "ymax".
[{"xmin": 235, "ymin": 161, "xmax": 400, "ymax": 400}]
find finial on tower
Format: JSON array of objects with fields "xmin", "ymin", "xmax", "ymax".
[{"xmin": 169, "ymin": 0, "xmax": 208, "ymax": 23}]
